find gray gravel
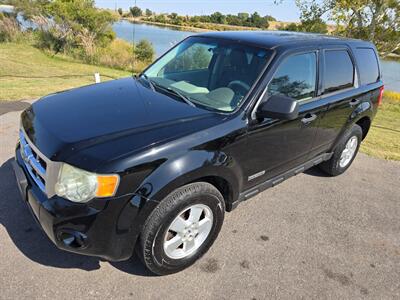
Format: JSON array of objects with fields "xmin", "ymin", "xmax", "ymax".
[{"xmin": 0, "ymin": 103, "xmax": 399, "ymax": 299}]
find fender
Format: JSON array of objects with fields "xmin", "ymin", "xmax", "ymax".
[
  {"xmin": 136, "ymin": 149, "xmax": 242, "ymax": 205},
  {"xmin": 349, "ymin": 100, "xmax": 374, "ymax": 125},
  {"xmin": 331, "ymin": 99, "xmax": 374, "ymax": 150},
  {"xmin": 115, "ymin": 149, "xmax": 243, "ymax": 258}
]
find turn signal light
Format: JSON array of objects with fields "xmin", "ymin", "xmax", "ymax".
[{"xmin": 96, "ymin": 175, "xmax": 120, "ymax": 197}]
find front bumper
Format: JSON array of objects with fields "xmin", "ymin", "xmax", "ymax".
[{"xmin": 13, "ymin": 148, "xmax": 149, "ymax": 261}]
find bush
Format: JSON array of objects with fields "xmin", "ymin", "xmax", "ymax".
[
  {"xmin": 135, "ymin": 39, "xmax": 154, "ymax": 63},
  {"xmin": 96, "ymin": 38, "xmax": 134, "ymax": 70},
  {"xmin": 0, "ymin": 13, "xmax": 23, "ymax": 42},
  {"xmin": 95, "ymin": 38, "xmax": 155, "ymax": 72}
]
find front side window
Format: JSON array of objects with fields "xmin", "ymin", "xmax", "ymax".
[
  {"xmin": 143, "ymin": 37, "xmax": 270, "ymax": 112},
  {"xmin": 323, "ymin": 50, "xmax": 354, "ymax": 93},
  {"xmin": 267, "ymin": 52, "xmax": 317, "ymax": 101}
]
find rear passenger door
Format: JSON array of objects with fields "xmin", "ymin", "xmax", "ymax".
[{"xmin": 313, "ymin": 46, "xmax": 362, "ymax": 152}]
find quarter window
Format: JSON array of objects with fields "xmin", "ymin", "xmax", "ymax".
[
  {"xmin": 355, "ymin": 48, "xmax": 379, "ymax": 85},
  {"xmin": 267, "ymin": 52, "xmax": 317, "ymax": 101},
  {"xmin": 323, "ymin": 50, "xmax": 354, "ymax": 93}
]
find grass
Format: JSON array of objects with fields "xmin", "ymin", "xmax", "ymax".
[
  {"xmin": 0, "ymin": 43, "xmax": 130, "ymax": 101},
  {"xmin": 360, "ymin": 94, "xmax": 400, "ymax": 161},
  {"xmin": 0, "ymin": 42, "xmax": 399, "ymax": 161}
]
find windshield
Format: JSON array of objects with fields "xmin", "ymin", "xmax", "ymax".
[{"xmin": 142, "ymin": 37, "xmax": 270, "ymax": 112}]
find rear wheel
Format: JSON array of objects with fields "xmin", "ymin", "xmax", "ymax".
[
  {"xmin": 137, "ymin": 182, "xmax": 225, "ymax": 275},
  {"xmin": 319, "ymin": 124, "xmax": 362, "ymax": 176}
]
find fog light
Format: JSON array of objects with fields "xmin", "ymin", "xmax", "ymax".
[{"xmin": 58, "ymin": 230, "xmax": 87, "ymax": 249}]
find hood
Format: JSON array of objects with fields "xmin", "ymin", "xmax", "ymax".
[{"xmin": 21, "ymin": 77, "xmax": 224, "ymax": 168}]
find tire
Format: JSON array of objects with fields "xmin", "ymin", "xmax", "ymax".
[
  {"xmin": 136, "ymin": 182, "xmax": 225, "ymax": 275},
  {"xmin": 319, "ymin": 124, "xmax": 362, "ymax": 176}
]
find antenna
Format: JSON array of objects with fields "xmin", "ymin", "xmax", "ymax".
[{"xmin": 132, "ymin": 0, "xmax": 137, "ymax": 75}]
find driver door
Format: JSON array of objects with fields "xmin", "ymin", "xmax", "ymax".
[{"xmin": 244, "ymin": 50, "xmax": 322, "ymax": 190}]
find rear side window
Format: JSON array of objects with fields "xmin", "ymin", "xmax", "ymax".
[
  {"xmin": 323, "ymin": 50, "xmax": 354, "ymax": 94},
  {"xmin": 268, "ymin": 52, "xmax": 317, "ymax": 101},
  {"xmin": 355, "ymin": 48, "xmax": 380, "ymax": 85}
]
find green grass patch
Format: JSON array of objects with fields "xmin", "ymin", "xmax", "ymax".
[
  {"xmin": 0, "ymin": 43, "xmax": 130, "ymax": 101},
  {"xmin": 360, "ymin": 94, "xmax": 400, "ymax": 161}
]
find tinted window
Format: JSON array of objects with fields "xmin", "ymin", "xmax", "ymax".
[
  {"xmin": 355, "ymin": 48, "xmax": 379, "ymax": 85},
  {"xmin": 144, "ymin": 37, "xmax": 270, "ymax": 112},
  {"xmin": 164, "ymin": 42, "xmax": 215, "ymax": 73},
  {"xmin": 267, "ymin": 52, "xmax": 317, "ymax": 101},
  {"xmin": 324, "ymin": 50, "xmax": 354, "ymax": 93}
]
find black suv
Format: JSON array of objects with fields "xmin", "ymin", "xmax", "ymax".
[{"xmin": 13, "ymin": 31, "xmax": 384, "ymax": 275}]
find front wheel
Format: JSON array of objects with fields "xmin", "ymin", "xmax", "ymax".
[
  {"xmin": 137, "ymin": 182, "xmax": 225, "ymax": 275},
  {"xmin": 319, "ymin": 124, "xmax": 362, "ymax": 176}
]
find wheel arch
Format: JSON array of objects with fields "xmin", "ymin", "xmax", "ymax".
[
  {"xmin": 188, "ymin": 175, "xmax": 235, "ymax": 211},
  {"xmin": 136, "ymin": 150, "xmax": 242, "ymax": 212},
  {"xmin": 355, "ymin": 116, "xmax": 371, "ymax": 140}
]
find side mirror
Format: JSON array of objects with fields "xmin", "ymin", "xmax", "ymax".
[{"xmin": 256, "ymin": 94, "xmax": 299, "ymax": 120}]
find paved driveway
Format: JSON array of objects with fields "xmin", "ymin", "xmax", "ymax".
[{"xmin": 0, "ymin": 102, "xmax": 399, "ymax": 299}]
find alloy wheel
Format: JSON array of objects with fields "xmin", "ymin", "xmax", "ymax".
[{"xmin": 163, "ymin": 204, "xmax": 213, "ymax": 259}]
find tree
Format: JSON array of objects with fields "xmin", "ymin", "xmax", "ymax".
[
  {"xmin": 279, "ymin": 23, "xmax": 300, "ymax": 32},
  {"xmin": 265, "ymin": 15, "xmax": 276, "ymax": 22},
  {"xmin": 13, "ymin": 0, "xmax": 116, "ymax": 55},
  {"xmin": 169, "ymin": 12, "xmax": 178, "ymax": 20},
  {"xmin": 118, "ymin": 8, "xmax": 123, "ymax": 16},
  {"xmin": 295, "ymin": 0, "xmax": 329, "ymax": 33},
  {"xmin": 293, "ymin": 0, "xmax": 400, "ymax": 57},
  {"xmin": 155, "ymin": 14, "xmax": 167, "ymax": 23},
  {"xmin": 129, "ymin": 6, "xmax": 142, "ymax": 17},
  {"xmin": 145, "ymin": 9, "xmax": 152, "ymax": 17},
  {"xmin": 210, "ymin": 12, "xmax": 226, "ymax": 24},
  {"xmin": 332, "ymin": 0, "xmax": 400, "ymax": 57},
  {"xmin": 238, "ymin": 12, "xmax": 249, "ymax": 21},
  {"xmin": 250, "ymin": 12, "xmax": 269, "ymax": 28}
]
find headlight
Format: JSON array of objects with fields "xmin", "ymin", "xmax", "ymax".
[{"xmin": 55, "ymin": 163, "xmax": 119, "ymax": 203}]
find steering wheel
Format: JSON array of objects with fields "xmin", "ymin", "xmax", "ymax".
[{"xmin": 227, "ymin": 80, "xmax": 251, "ymax": 96}]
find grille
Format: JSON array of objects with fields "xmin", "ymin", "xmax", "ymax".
[{"xmin": 19, "ymin": 130, "xmax": 48, "ymax": 193}]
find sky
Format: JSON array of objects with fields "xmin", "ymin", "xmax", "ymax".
[{"xmin": 95, "ymin": 0, "xmax": 301, "ymax": 22}]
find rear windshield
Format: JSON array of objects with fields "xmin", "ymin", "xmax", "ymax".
[{"xmin": 355, "ymin": 48, "xmax": 380, "ymax": 85}]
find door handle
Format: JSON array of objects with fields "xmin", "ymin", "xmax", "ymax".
[
  {"xmin": 349, "ymin": 99, "xmax": 360, "ymax": 106},
  {"xmin": 301, "ymin": 113, "xmax": 317, "ymax": 124}
]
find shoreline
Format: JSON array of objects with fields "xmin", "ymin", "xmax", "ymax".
[
  {"xmin": 123, "ymin": 18, "xmax": 208, "ymax": 32},
  {"xmin": 121, "ymin": 17, "xmax": 275, "ymax": 32}
]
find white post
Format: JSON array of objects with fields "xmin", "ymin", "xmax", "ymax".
[{"xmin": 94, "ymin": 73, "xmax": 101, "ymax": 83}]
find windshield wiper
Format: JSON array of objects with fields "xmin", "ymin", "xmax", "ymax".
[
  {"xmin": 164, "ymin": 87, "xmax": 196, "ymax": 107},
  {"xmin": 140, "ymin": 74, "xmax": 156, "ymax": 92},
  {"xmin": 140, "ymin": 75, "xmax": 196, "ymax": 107}
]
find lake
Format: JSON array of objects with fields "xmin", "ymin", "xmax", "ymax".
[
  {"xmin": 112, "ymin": 21, "xmax": 193, "ymax": 57},
  {"xmin": 113, "ymin": 20, "xmax": 400, "ymax": 92}
]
